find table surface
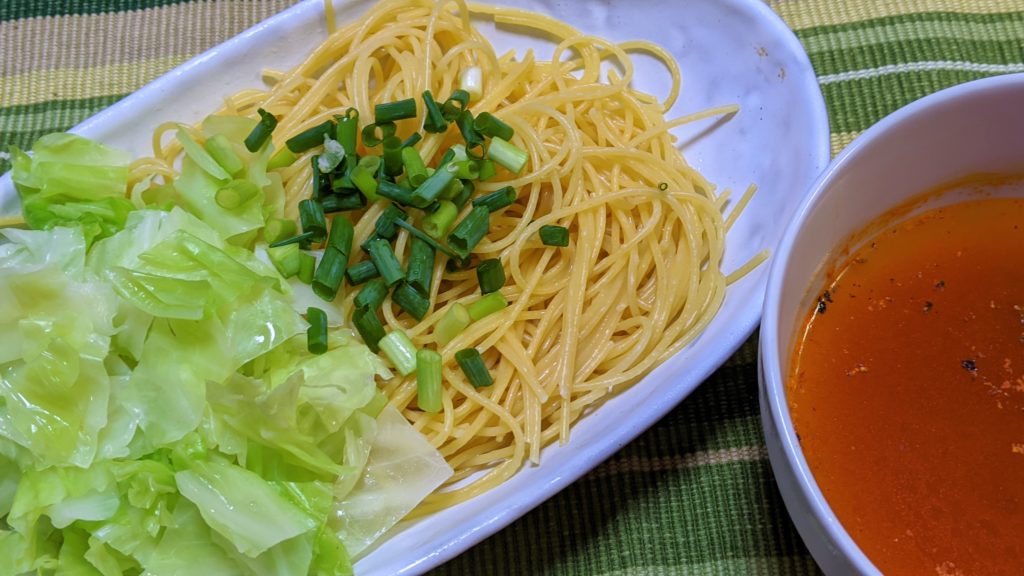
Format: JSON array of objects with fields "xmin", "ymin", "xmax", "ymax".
[{"xmin": 3, "ymin": 0, "xmax": 1022, "ymax": 573}]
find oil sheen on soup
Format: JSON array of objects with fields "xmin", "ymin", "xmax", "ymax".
[{"xmin": 788, "ymin": 181, "xmax": 1024, "ymax": 575}]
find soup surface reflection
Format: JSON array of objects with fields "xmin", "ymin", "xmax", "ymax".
[{"xmin": 789, "ymin": 183, "xmax": 1024, "ymax": 575}]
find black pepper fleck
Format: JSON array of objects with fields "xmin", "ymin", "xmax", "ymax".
[
  {"xmin": 961, "ymin": 359, "xmax": 977, "ymax": 372},
  {"xmin": 923, "ymin": 301, "xmax": 933, "ymax": 312},
  {"xmin": 935, "ymin": 280, "xmax": 946, "ymax": 289}
]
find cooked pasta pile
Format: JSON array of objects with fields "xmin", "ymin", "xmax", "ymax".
[{"xmin": 132, "ymin": 0, "xmax": 759, "ymax": 512}]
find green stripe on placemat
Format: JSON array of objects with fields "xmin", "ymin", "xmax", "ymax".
[{"xmin": 0, "ymin": 0, "xmax": 188, "ymax": 21}]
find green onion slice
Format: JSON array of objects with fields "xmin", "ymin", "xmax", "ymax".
[
  {"xmin": 475, "ymin": 258, "xmax": 505, "ymax": 294},
  {"xmin": 416, "ymin": 348, "xmax": 443, "ymax": 412},
  {"xmin": 448, "ymin": 205, "xmax": 491, "ymax": 259},
  {"xmin": 307, "ymin": 307, "xmax": 329, "ymax": 354},
  {"xmin": 245, "ymin": 108, "xmax": 277, "ymax": 152},
  {"xmin": 539, "ymin": 224, "xmax": 570, "ymax": 247},
  {"xmin": 472, "ymin": 186, "xmax": 517, "ymax": 213},
  {"xmin": 286, "ymin": 119, "xmax": 335, "ymax": 153},
  {"xmin": 375, "ymin": 98, "xmax": 417, "ymax": 123},
  {"xmin": 455, "ymin": 348, "xmax": 493, "ymax": 387},
  {"xmin": 473, "ymin": 112, "xmax": 514, "ymax": 141},
  {"xmin": 379, "ymin": 330, "xmax": 418, "ymax": 376},
  {"xmin": 365, "ymin": 238, "xmax": 405, "ymax": 286}
]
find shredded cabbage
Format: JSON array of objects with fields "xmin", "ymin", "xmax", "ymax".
[{"xmin": 1, "ymin": 131, "xmax": 453, "ymax": 576}]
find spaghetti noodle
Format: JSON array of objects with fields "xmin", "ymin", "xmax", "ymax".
[{"xmin": 132, "ymin": 0, "xmax": 760, "ymax": 512}]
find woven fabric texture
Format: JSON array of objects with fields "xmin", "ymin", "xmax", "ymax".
[{"xmin": 2, "ymin": 0, "xmax": 1022, "ymax": 573}]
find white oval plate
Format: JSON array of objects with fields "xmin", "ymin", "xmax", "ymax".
[{"xmin": 0, "ymin": 1, "xmax": 829, "ymax": 573}]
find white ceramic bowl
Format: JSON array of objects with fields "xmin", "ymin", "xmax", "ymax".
[
  {"xmin": 759, "ymin": 73, "xmax": 1024, "ymax": 575},
  {"xmin": 0, "ymin": 0, "xmax": 829, "ymax": 573}
]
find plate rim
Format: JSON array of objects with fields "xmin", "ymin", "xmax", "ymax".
[{"xmin": 0, "ymin": 0, "xmax": 830, "ymax": 573}]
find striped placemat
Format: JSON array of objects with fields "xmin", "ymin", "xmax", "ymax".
[{"xmin": 3, "ymin": 1, "xmax": 1022, "ymax": 574}]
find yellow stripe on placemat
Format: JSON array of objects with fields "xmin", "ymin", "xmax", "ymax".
[
  {"xmin": 831, "ymin": 131, "xmax": 861, "ymax": 156},
  {"xmin": 771, "ymin": 0, "xmax": 1024, "ymax": 31},
  {"xmin": 1, "ymin": 57, "xmax": 186, "ymax": 107},
  {"xmin": 0, "ymin": 0, "xmax": 298, "ymax": 76}
]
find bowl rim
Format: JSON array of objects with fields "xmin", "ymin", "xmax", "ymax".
[{"xmin": 760, "ymin": 71, "xmax": 1024, "ymax": 575}]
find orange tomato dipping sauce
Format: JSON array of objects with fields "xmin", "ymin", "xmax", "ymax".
[{"xmin": 788, "ymin": 180, "xmax": 1024, "ymax": 575}]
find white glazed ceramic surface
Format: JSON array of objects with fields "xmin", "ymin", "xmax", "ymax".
[
  {"xmin": 759, "ymin": 73, "xmax": 1024, "ymax": 576},
  {"xmin": 0, "ymin": 0, "xmax": 829, "ymax": 573}
]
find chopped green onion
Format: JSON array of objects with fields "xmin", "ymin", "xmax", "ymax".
[
  {"xmin": 658, "ymin": 182, "xmax": 669, "ymax": 191},
  {"xmin": 416, "ymin": 348, "xmax": 443, "ymax": 412},
  {"xmin": 392, "ymin": 282, "xmax": 430, "ymax": 320},
  {"xmin": 468, "ymin": 291, "xmax": 508, "ymax": 321},
  {"xmin": 311, "ymin": 217, "xmax": 353, "ymax": 301},
  {"xmin": 379, "ymin": 330, "xmax": 418, "ymax": 376},
  {"xmin": 310, "ymin": 155, "xmax": 326, "ymax": 199},
  {"xmin": 422, "ymin": 200, "xmax": 458, "ymax": 239},
  {"xmin": 448, "ymin": 205, "xmax": 491, "ymax": 258},
  {"xmin": 326, "ymin": 214, "xmax": 354, "ymax": 252},
  {"xmin": 298, "ymin": 252, "xmax": 316, "ymax": 284},
  {"xmin": 307, "ymin": 307, "xmax": 329, "ymax": 354},
  {"xmin": 245, "ymin": 108, "xmax": 277, "ymax": 152},
  {"xmin": 455, "ymin": 348, "xmax": 493, "ymax": 387},
  {"xmin": 361, "ymin": 122, "xmax": 396, "ymax": 147},
  {"xmin": 317, "ymin": 136, "xmax": 346, "ymax": 173},
  {"xmin": 267, "ymin": 147, "xmax": 297, "ymax": 170},
  {"xmin": 215, "ymin": 179, "xmax": 260, "ymax": 209},
  {"xmin": 422, "ymin": 91, "xmax": 448, "ymax": 133},
  {"xmin": 382, "ymin": 135, "xmax": 403, "ymax": 177},
  {"xmin": 459, "ymin": 66, "xmax": 483, "ymax": 101},
  {"xmin": 446, "ymin": 160, "xmax": 479, "ymax": 180},
  {"xmin": 456, "ymin": 110, "xmax": 484, "ymax": 157},
  {"xmin": 352, "ymin": 306, "xmax": 385, "ymax": 353},
  {"xmin": 405, "ymin": 236, "xmax": 435, "ymax": 295},
  {"xmin": 374, "ymin": 203, "xmax": 408, "ymax": 239},
  {"xmin": 473, "ymin": 112, "xmax": 514, "ymax": 141},
  {"xmin": 402, "ymin": 147, "xmax": 428, "ymax": 187},
  {"xmin": 177, "ymin": 128, "xmax": 230, "ymax": 181},
  {"xmin": 439, "ymin": 173, "xmax": 464, "ymax": 201},
  {"xmin": 204, "ymin": 134, "xmax": 244, "ymax": 176},
  {"xmin": 312, "ymin": 248, "xmax": 346, "ymax": 301},
  {"xmin": 359, "ymin": 154, "xmax": 382, "ymax": 172},
  {"xmin": 286, "ymin": 119, "xmax": 335, "ymax": 153},
  {"xmin": 321, "ymin": 192, "xmax": 366, "ymax": 213},
  {"xmin": 487, "ymin": 136, "xmax": 528, "ymax": 174},
  {"xmin": 392, "ymin": 218, "xmax": 460, "ymax": 259},
  {"xmin": 472, "ymin": 186, "xmax": 517, "ymax": 213},
  {"xmin": 268, "ymin": 230, "xmax": 315, "ymax": 248},
  {"xmin": 477, "ymin": 158, "xmax": 497, "ymax": 181},
  {"xmin": 375, "ymin": 98, "xmax": 417, "ymax": 123},
  {"xmin": 335, "ymin": 108, "xmax": 359, "ymax": 157},
  {"xmin": 345, "ymin": 259, "xmax": 379, "ymax": 285},
  {"xmin": 354, "ymin": 277, "xmax": 388, "ymax": 310},
  {"xmin": 410, "ymin": 164, "xmax": 456, "ymax": 208},
  {"xmin": 350, "ymin": 165, "xmax": 379, "ymax": 201},
  {"xmin": 438, "ymin": 147, "xmax": 458, "ymax": 168},
  {"xmin": 539, "ymin": 224, "xmax": 569, "ymax": 247},
  {"xmin": 447, "ymin": 144, "xmax": 468, "ymax": 164},
  {"xmin": 441, "ymin": 90, "xmax": 470, "ymax": 121},
  {"xmin": 476, "ymin": 259, "xmax": 505, "ymax": 294},
  {"xmin": 267, "ymin": 243, "xmax": 301, "ymax": 278},
  {"xmin": 377, "ymin": 180, "xmax": 416, "ymax": 205},
  {"xmin": 451, "ymin": 180, "xmax": 474, "ymax": 209},
  {"xmin": 435, "ymin": 303, "xmax": 471, "ymax": 346},
  {"xmin": 299, "ymin": 199, "xmax": 327, "ymax": 243},
  {"xmin": 265, "ymin": 218, "xmax": 298, "ymax": 245},
  {"xmin": 365, "ymin": 238, "xmax": 405, "ymax": 286},
  {"xmin": 402, "ymin": 132, "xmax": 423, "ymax": 148}
]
